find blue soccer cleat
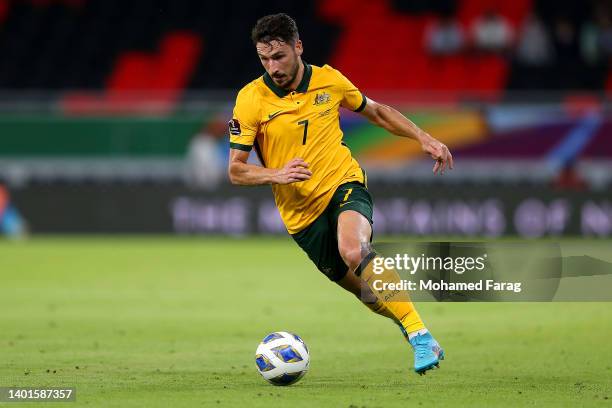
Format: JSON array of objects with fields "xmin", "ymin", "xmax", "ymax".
[{"xmin": 408, "ymin": 332, "xmax": 445, "ymax": 375}]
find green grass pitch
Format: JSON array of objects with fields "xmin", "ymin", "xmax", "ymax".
[{"xmin": 0, "ymin": 237, "xmax": 611, "ymax": 407}]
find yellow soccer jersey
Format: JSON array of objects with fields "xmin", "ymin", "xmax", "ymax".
[{"xmin": 229, "ymin": 63, "xmax": 367, "ymax": 234}]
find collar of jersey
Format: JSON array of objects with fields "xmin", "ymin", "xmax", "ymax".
[{"xmin": 263, "ymin": 63, "xmax": 312, "ymax": 98}]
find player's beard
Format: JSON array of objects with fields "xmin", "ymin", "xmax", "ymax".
[{"xmin": 274, "ymin": 58, "xmax": 300, "ymax": 90}]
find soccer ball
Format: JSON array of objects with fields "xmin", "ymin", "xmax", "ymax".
[{"xmin": 255, "ymin": 331, "xmax": 310, "ymax": 386}]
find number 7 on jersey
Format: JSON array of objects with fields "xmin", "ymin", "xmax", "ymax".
[{"xmin": 298, "ymin": 120, "xmax": 309, "ymax": 145}]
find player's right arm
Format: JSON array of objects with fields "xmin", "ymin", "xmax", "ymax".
[{"xmin": 228, "ymin": 150, "xmax": 311, "ymax": 185}]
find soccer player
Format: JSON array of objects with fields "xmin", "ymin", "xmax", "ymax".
[{"xmin": 228, "ymin": 13, "xmax": 453, "ymax": 375}]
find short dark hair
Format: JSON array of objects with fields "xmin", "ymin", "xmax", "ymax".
[{"xmin": 251, "ymin": 13, "xmax": 299, "ymax": 46}]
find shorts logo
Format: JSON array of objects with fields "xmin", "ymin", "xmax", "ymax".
[
  {"xmin": 228, "ymin": 119, "xmax": 241, "ymax": 135},
  {"xmin": 313, "ymin": 92, "xmax": 332, "ymax": 106}
]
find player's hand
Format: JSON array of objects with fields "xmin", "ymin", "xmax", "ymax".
[
  {"xmin": 274, "ymin": 158, "xmax": 312, "ymax": 184},
  {"xmin": 421, "ymin": 136, "xmax": 454, "ymax": 175}
]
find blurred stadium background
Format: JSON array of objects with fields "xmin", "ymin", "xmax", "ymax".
[{"xmin": 0, "ymin": 0, "xmax": 611, "ymax": 238}]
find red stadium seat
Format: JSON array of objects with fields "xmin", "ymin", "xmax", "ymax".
[
  {"xmin": 152, "ymin": 32, "xmax": 202, "ymax": 90},
  {"xmin": 62, "ymin": 31, "xmax": 202, "ymax": 115},
  {"xmin": 606, "ymin": 70, "xmax": 612, "ymax": 93},
  {"xmin": 107, "ymin": 53, "xmax": 154, "ymax": 91},
  {"xmin": 108, "ymin": 32, "xmax": 201, "ymax": 92},
  {"xmin": 466, "ymin": 55, "xmax": 508, "ymax": 94},
  {"xmin": 0, "ymin": 0, "xmax": 8, "ymax": 24},
  {"xmin": 320, "ymin": 0, "xmax": 523, "ymax": 94}
]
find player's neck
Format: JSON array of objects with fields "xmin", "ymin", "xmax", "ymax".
[{"xmin": 284, "ymin": 60, "xmax": 305, "ymax": 92}]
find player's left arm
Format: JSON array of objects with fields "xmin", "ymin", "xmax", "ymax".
[{"xmin": 358, "ymin": 98, "xmax": 454, "ymax": 175}]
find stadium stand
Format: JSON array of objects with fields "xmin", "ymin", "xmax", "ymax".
[
  {"xmin": 0, "ymin": 0, "xmax": 608, "ymax": 95},
  {"xmin": 0, "ymin": 0, "xmax": 610, "ymax": 187}
]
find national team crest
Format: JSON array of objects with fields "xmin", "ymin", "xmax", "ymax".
[{"xmin": 313, "ymin": 92, "xmax": 332, "ymax": 106}]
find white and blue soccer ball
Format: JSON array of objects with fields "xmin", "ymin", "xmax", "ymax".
[{"xmin": 255, "ymin": 331, "xmax": 310, "ymax": 386}]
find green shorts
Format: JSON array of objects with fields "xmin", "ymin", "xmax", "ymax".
[{"xmin": 291, "ymin": 181, "xmax": 374, "ymax": 282}]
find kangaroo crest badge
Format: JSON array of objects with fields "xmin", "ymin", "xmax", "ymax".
[{"xmin": 313, "ymin": 92, "xmax": 332, "ymax": 106}]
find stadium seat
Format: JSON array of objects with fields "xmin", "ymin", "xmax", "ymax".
[
  {"xmin": 1, "ymin": 0, "xmax": 607, "ymax": 97},
  {"xmin": 319, "ymin": 0, "xmax": 525, "ymax": 94},
  {"xmin": 0, "ymin": 0, "xmax": 8, "ymax": 24}
]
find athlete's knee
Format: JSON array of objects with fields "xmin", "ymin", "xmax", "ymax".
[
  {"xmin": 338, "ymin": 242, "xmax": 369, "ymax": 272},
  {"xmin": 343, "ymin": 250, "xmax": 362, "ymax": 272}
]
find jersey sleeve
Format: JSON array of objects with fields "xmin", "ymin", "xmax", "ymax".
[
  {"xmin": 229, "ymin": 88, "xmax": 260, "ymax": 152},
  {"xmin": 334, "ymin": 68, "xmax": 367, "ymax": 113}
]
